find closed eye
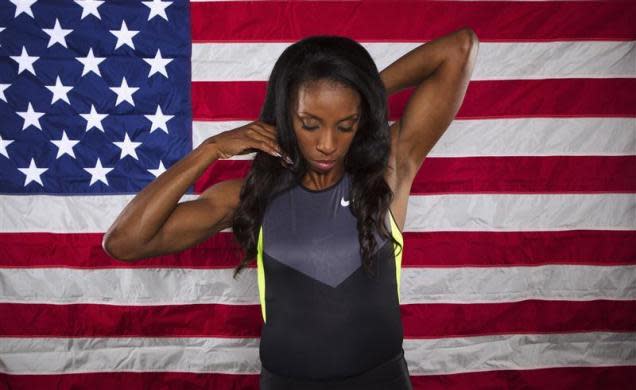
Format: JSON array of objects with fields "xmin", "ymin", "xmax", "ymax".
[{"xmin": 302, "ymin": 125, "xmax": 354, "ymax": 132}]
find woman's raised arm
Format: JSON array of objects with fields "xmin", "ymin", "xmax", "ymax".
[{"xmin": 102, "ymin": 121, "xmax": 286, "ymax": 262}]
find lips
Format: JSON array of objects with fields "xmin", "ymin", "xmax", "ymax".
[{"xmin": 314, "ymin": 160, "xmax": 336, "ymax": 170}]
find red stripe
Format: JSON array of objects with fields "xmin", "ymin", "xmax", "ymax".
[
  {"xmin": 2, "ymin": 300, "xmax": 634, "ymax": 338},
  {"xmin": 0, "ymin": 303, "xmax": 261, "ymax": 338},
  {"xmin": 0, "ymin": 366, "xmax": 636, "ymax": 390},
  {"xmin": 402, "ymin": 300, "xmax": 636, "ymax": 339},
  {"xmin": 2, "ymin": 366, "xmax": 633, "ymax": 390},
  {"xmin": 190, "ymin": 1, "xmax": 636, "ymax": 42},
  {"xmin": 193, "ymin": 156, "xmax": 636, "ymax": 194},
  {"xmin": 0, "ymin": 232, "xmax": 245, "ymax": 268},
  {"xmin": 191, "ymin": 79, "xmax": 636, "ymax": 121},
  {"xmin": 410, "ymin": 366, "xmax": 636, "ymax": 390},
  {"xmin": 402, "ymin": 230, "xmax": 636, "ymax": 267},
  {"xmin": 0, "ymin": 372, "xmax": 258, "ymax": 390},
  {"xmin": 1, "ymin": 230, "xmax": 634, "ymax": 268}
]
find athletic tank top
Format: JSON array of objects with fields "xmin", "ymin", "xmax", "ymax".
[{"xmin": 255, "ymin": 172, "xmax": 405, "ymax": 380}]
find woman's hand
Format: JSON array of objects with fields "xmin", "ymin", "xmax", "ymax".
[{"xmin": 202, "ymin": 121, "xmax": 293, "ymax": 166}]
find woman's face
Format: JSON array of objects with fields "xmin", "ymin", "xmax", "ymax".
[{"xmin": 291, "ymin": 80, "xmax": 361, "ymax": 174}]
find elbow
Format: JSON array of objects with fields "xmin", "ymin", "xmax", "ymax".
[
  {"xmin": 102, "ymin": 230, "xmax": 139, "ymax": 262},
  {"xmin": 101, "ymin": 231, "xmax": 124, "ymax": 261},
  {"xmin": 462, "ymin": 28, "xmax": 479, "ymax": 50}
]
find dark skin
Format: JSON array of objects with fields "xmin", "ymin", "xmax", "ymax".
[{"xmin": 102, "ymin": 28, "xmax": 479, "ymax": 261}]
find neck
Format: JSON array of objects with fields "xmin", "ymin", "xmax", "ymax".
[{"xmin": 301, "ymin": 169, "xmax": 346, "ymax": 191}]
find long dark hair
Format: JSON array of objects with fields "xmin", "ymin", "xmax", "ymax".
[{"xmin": 231, "ymin": 35, "xmax": 402, "ymax": 279}]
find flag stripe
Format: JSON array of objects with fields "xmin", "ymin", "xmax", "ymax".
[
  {"xmin": 192, "ymin": 118, "xmax": 636, "ymax": 157},
  {"xmin": 409, "ymin": 366, "xmax": 636, "ymax": 390},
  {"xmin": 0, "ymin": 372, "xmax": 257, "ymax": 390},
  {"xmin": 192, "ymin": 41, "xmax": 636, "ymax": 82},
  {"xmin": 1, "ymin": 300, "xmax": 635, "ymax": 338},
  {"xmin": 3, "ymin": 193, "xmax": 633, "ymax": 233},
  {"xmin": 190, "ymin": 79, "xmax": 636, "ymax": 121},
  {"xmin": 192, "ymin": 156, "xmax": 636, "ymax": 194},
  {"xmin": 2, "ymin": 366, "xmax": 635, "ymax": 390},
  {"xmin": 190, "ymin": 1, "xmax": 636, "ymax": 42},
  {"xmin": 1, "ymin": 333, "xmax": 634, "ymax": 375},
  {"xmin": 1, "ymin": 229, "xmax": 634, "ymax": 269},
  {"xmin": 1, "ymin": 266, "xmax": 634, "ymax": 305}
]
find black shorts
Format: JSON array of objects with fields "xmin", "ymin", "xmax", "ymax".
[{"xmin": 259, "ymin": 348, "xmax": 413, "ymax": 390}]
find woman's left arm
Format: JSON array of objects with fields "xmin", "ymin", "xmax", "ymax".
[{"xmin": 380, "ymin": 27, "xmax": 479, "ymax": 176}]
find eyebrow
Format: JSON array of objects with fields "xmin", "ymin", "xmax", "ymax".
[{"xmin": 297, "ymin": 112, "xmax": 359, "ymax": 122}]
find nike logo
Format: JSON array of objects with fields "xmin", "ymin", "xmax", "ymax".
[{"xmin": 340, "ymin": 197, "xmax": 350, "ymax": 207}]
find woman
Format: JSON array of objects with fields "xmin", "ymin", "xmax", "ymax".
[{"xmin": 103, "ymin": 29, "xmax": 478, "ymax": 389}]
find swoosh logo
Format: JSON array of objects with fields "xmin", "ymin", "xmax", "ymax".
[{"xmin": 340, "ymin": 197, "xmax": 350, "ymax": 207}]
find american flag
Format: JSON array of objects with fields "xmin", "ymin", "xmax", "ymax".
[{"xmin": 1, "ymin": 0, "xmax": 635, "ymax": 389}]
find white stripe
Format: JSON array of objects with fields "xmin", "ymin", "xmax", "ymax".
[
  {"xmin": 192, "ymin": 41, "xmax": 636, "ymax": 81},
  {"xmin": 192, "ymin": 117, "xmax": 636, "ymax": 157},
  {"xmin": 0, "ymin": 336, "xmax": 261, "ymax": 375},
  {"xmin": 403, "ymin": 332, "xmax": 636, "ymax": 376},
  {"xmin": 1, "ymin": 265, "xmax": 634, "ymax": 305},
  {"xmin": 402, "ymin": 265, "xmax": 636, "ymax": 304},
  {"xmin": 1, "ymin": 193, "xmax": 634, "ymax": 233},
  {"xmin": 406, "ymin": 193, "xmax": 636, "ymax": 232},
  {"xmin": 0, "ymin": 332, "xmax": 634, "ymax": 375},
  {"xmin": 0, "ymin": 193, "xmax": 196, "ymax": 233}
]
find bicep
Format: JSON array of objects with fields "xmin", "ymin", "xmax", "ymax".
[
  {"xmin": 397, "ymin": 47, "xmax": 475, "ymax": 173},
  {"xmin": 143, "ymin": 178, "xmax": 244, "ymax": 258}
]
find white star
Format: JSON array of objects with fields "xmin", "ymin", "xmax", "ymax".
[
  {"xmin": 74, "ymin": 0, "xmax": 104, "ymax": 20},
  {"xmin": 110, "ymin": 20, "xmax": 139, "ymax": 50},
  {"xmin": 50, "ymin": 130, "xmax": 80, "ymax": 159},
  {"xmin": 18, "ymin": 158, "xmax": 48, "ymax": 186},
  {"xmin": 17, "ymin": 102, "xmax": 45, "ymax": 131},
  {"xmin": 10, "ymin": 46, "xmax": 39, "ymax": 76},
  {"xmin": 143, "ymin": 48, "xmax": 172, "ymax": 78},
  {"xmin": 148, "ymin": 160, "xmax": 166, "ymax": 178},
  {"xmin": 84, "ymin": 158, "xmax": 113, "ymax": 186},
  {"xmin": 145, "ymin": 105, "xmax": 174, "ymax": 134},
  {"xmin": 76, "ymin": 47, "xmax": 105, "ymax": 77},
  {"xmin": 45, "ymin": 75, "xmax": 73, "ymax": 105},
  {"xmin": 9, "ymin": 0, "xmax": 37, "ymax": 19},
  {"xmin": 0, "ymin": 84, "xmax": 10, "ymax": 103},
  {"xmin": 0, "ymin": 134, "xmax": 15, "ymax": 158},
  {"xmin": 80, "ymin": 104, "xmax": 107, "ymax": 132},
  {"xmin": 142, "ymin": 0, "xmax": 172, "ymax": 21},
  {"xmin": 110, "ymin": 77, "xmax": 139, "ymax": 107},
  {"xmin": 0, "ymin": 27, "xmax": 5, "ymax": 47},
  {"xmin": 113, "ymin": 132, "xmax": 142, "ymax": 160},
  {"xmin": 43, "ymin": 18, "xmax": 73, "ymax": 48}
]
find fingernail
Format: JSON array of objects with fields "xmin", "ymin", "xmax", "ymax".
[
  {"xmin": 273, "ymin": 151, "xmax": 282, "ymax": 157},
  {"xmin": 284, "ymin": 156, "xmax": 293, "ymax": 164}
]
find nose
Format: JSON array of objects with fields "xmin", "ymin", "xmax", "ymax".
[{"xmin": 316, "ymin": 127, "xmax": 337, "ymax": 156}]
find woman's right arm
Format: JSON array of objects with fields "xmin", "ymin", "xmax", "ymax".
[{"xmin": 102, "ymin": 121, "xmax": 286, "ymax": 262}]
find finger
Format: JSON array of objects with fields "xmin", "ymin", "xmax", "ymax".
[
  {"xmin": 247, "ymin": 133, "xmax": 282, "ymax": 157},
  {"xmin": 247, "ymin": 126, "xmax": 282, "ymax": 155},
  {"xmin": 249, "ymin": 123, "xmax": 278, "ymax": 145},
  {"xmin": 257, "ymin": 124, "xmax": 284, "ymax": 156},
  {"xmin": 254, "ymin": 122, "xmax": 279, "ymax": 138}
]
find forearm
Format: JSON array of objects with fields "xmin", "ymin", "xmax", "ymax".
[
  {"xmin": 380, "ymin": 28, "xmax": 476, "ymax": 95},
  {"xmin": 103, "ymin": 142, "xmax": 219, "ymax": 248}
]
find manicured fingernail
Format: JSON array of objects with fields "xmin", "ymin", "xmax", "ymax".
[
  {"xmin": 284, "ymin": 156, "xmax": 293, "ymax": 164},
  {"xmin": 273, "ymin": 151, "xmax": 282, "ymax": 157}
]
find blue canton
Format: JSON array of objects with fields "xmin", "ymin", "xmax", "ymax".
[{"xmin": 0, "ymin": 0, "xmax": 192, "ymax": 194}]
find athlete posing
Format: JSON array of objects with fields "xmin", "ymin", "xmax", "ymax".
[{"xmin": 103, "ymin": 29, "xmax": 478, "ymax": 389}]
